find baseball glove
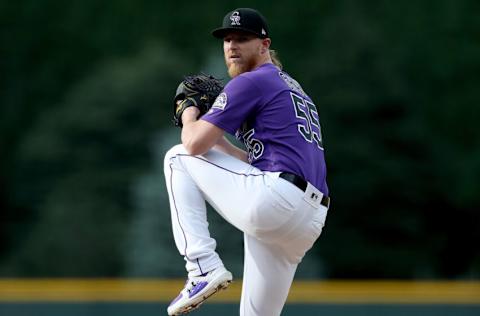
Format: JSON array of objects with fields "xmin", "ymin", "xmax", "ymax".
[{"xmin": 173, "ymin": 73, "xmax": 223, "ymax": 127}]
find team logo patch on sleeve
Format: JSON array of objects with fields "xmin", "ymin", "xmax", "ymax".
[{"xmin": 212, "ymin": 92, "xmax": 227, "ymax": 110}]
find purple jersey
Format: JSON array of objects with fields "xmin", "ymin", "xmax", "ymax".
[{"xmin": 202, "ymin": 63, "xmax": 328, "ymax": 195}]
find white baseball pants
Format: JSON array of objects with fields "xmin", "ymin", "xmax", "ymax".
[{"xmin": 164, "ymin": 144, "xmax": 328, "ymax": 316}]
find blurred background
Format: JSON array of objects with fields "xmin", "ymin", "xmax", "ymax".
[{"xmin": 1, "ymin": 0, "xmax": 479, "ymax": 315}]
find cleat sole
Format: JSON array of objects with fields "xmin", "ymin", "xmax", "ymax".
[{"xmin": 172, "ymin": 280, "xmax": 232, "ymax": 315}]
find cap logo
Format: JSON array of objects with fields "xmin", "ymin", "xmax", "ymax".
[
  {"xmin": 261, "ymin": 28, "xmax": 266, "ymax": 36},
  {"xmin": 230, "ymin": 11, "xmax": 241, "ymax": 26}
]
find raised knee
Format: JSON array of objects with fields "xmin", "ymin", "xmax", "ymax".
[{"xmin": 164, "ymin": 144, "xmax": 188, "ymax": 167}]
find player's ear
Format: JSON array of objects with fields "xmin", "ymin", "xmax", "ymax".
[{"xmin": 261, "ymin": 38, "xmax": 271, "ymax": 54}]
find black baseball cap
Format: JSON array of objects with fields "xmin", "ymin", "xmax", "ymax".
[{"xmin": 211, "ymin": 8, "xmax": 269, "ymax": 39}]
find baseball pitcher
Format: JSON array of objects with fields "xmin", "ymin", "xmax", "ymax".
[{"xmin": 164, "ymin": 7, "xmax": 330, "ymax": 316}]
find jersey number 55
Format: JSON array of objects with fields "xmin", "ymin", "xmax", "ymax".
[{"xmin": 290, "ymin": 92, "xmax": 324, "ymax": 150}]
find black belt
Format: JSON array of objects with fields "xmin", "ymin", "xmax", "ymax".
[{"xmin": 279, "ymin": 172, "xmax": 330, "ymax": 208}]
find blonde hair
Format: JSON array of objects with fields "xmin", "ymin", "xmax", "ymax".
[{"xmin": 269, "ymin": 49, "xmax": 283, "ymax": 70}]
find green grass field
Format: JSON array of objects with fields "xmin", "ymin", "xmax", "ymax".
[{"xmin": 1, "ymin": 303, "xmax": 480, "ymax": 316}]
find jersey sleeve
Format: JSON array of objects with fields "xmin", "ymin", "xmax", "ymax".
[{"xmin": 201, "ymin": 75, "xmax": 262, "ymax": 135}]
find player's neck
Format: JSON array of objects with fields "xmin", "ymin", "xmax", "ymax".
[{"xmin": 252, "ymin": 55, "xmax": 273, "ymax": 70}]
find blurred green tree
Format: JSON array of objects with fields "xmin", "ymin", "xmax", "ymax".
[{"xmin": 3, "ymin": 43, "xmax": 193, "ymax": 276}]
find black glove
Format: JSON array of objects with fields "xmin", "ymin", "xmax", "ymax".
[{"xmin": 173, "ymin": 73, "xmax": 223, "ymax": 127}]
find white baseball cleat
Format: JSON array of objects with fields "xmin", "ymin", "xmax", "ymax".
[{"xmin": 167, "ymin": 266, "xmax": 233, "ymax": 315}]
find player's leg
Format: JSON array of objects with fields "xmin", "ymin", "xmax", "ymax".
[
  {"xmin": 165, "ymin": 144, "xmax": 293, "ymax": 243},
  {"xmin": 164, "ymin": 144, "xmax": 269, "ymax": 315},
  {"xmin": 240, "ymin": 234, "xmax": 298, "ymax": 316},
  {"xmin": 164, "ymin": 145, "xmax": 237, "ymax": 315},
  {"xmin": 238, "ymin": 179, "xmax": 329, "ymax": 316},
  {"xmin": 165, "ymin": 153, "xmax": 224, "ymax": 276},
  {"xmin": 164, "ymin": 144, "xmax": 266, "ymax": 275}
]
